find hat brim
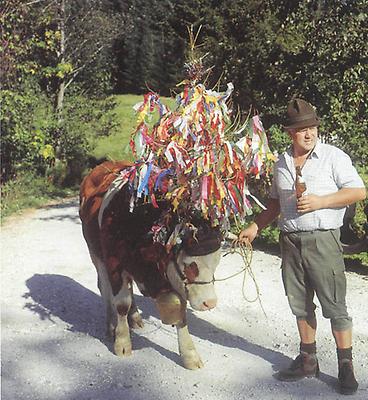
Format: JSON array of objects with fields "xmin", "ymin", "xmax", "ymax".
[{"xmin": 283, "ymin": 118, "xmax": 320, "ymax": 130}]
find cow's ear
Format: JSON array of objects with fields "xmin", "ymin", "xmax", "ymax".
[
  {"xmin": 184, "ymin": 261, "xmax": 199, "ymax": 283},
  {"xmin": 186, "ymin": 237, "xmax": 196, "ymax": 247}
]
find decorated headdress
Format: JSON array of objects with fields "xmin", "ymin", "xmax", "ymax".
[{"xmin": 103, "ymin": 27, "xmax": 276, "ymax": 253}]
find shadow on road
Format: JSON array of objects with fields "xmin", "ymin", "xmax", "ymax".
[
  {"xmin": 23, "ymin": 273, "xmax": 336, "ymax": 390},
  {"xmin": 36, "ymin": 198, "xmax": 81, "ymax": 223}
]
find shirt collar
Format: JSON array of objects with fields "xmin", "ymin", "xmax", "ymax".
[{"xmin": 312, "ymin": 139, "xmax": 322, "ymax": 158}]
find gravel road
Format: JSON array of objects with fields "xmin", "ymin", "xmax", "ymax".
[{"xmin": 1, "ymin": 198, "xmax": 367, "ymax": 400}]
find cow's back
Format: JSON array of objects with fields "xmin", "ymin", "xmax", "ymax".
[
  {"xmin": 79, "ymin": 161, "xmax": 132, "ymax": 222},
  {"xmin": 79, "ymin": 161, "xmax": 132, "ymax": 259}
]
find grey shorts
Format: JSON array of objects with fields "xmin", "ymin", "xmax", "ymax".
[{"xmin": 280, "ymin": 229, "xmax": 352, "ymax": 331}]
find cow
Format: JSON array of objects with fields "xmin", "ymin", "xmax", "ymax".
[{"xmin": 79, "ymin": 161, "xmax": 222, "ymax": 369}]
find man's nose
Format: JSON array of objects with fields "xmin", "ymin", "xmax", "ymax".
[{"xmin": 305, "ymin": 128, "xmax": 313, "ymax": 136}]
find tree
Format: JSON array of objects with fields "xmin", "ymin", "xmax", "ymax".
[
  {"xmin": 0, "ymin": 0, "xmax": 121, "ymax": 182},
  {"xmin": 114, "ymin": 0, "xmax": 185, "ymax": 95},
  {"xmin": 191, "ymin": 0, "xmax": 368, "ymax": 165},
  {"xmin": 0, "ymin": 0, "xmax": 50, "ymax": 181},
  {"xmin": 38, "ymin": 0, "xmax": 122, "ymax": 158}
]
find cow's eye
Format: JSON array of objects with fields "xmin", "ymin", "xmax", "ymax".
[{"xmin": 184, "ymin": 261, "xmax": 199, "ymax": 282}]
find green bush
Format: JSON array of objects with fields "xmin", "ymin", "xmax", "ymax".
[
  {"xmin": 1, "ymin": 171, "xmax": 76, "ymax": 222},
  {"xmin": 47, "ymin": 93, "xmax": 119, "ymax": 185},
  {"xmin": 0, "ymin": 85, "xmax": 53, "ymax": 181}
]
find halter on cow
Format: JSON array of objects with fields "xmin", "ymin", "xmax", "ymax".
[{"xmin": 79, "ymin": 161, "xmax": 223, "ymax": 369}]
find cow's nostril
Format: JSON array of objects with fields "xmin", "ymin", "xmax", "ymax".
[{"xmin": 203, "ymin": 299, "xmax": 217, "ymax": 309}]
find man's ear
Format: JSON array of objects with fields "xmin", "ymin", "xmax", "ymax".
[{"xmin": 286, "ymin": 129, "xmax": 294, "ymax": 138}]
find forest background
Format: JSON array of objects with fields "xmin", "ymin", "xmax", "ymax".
[{"xmin": 1, "ymin": 0, "xmax": 367, "ymax": 262}]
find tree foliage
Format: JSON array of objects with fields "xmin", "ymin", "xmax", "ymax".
[
  {"xmin": 1, "ymin": 0, "xmax": 120, "ymax": 182},
  {"xmin": 112, "ymin": 0, "xmax": 367, "ymax": 166},
  {"xmin": 1, "ymin": 0, "xmax": 367, "ymax": 185},
  {"xmin": 114, "ymin": 0, "xmax": 182, "ymax": 95}
]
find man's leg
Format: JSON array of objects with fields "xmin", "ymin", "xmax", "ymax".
[
  {"xmin": 297, "ymin": 316, "xmax": 317, "ymax": 343},
  {"xmin": 303, "ymin": 230, "xmax": 359, "ymax": 394},
  {"xmin": 276, "ymin": 233, "xmax": 320, "ymax": 381},
  {"xmin": 332, "ymin": 326, "xmax": 358, "ymax": 395},
  {"xmin": 276, "ymin": 315, "xmax": 319, "ymax": 382},
  {"xmin": 333, "ymin": 328, "xmax": 352, "ymax": 348}
]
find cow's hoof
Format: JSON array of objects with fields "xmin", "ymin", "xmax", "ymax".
[
  {"xmin": 128, "ymin": 311, "xmax": 144, "ymax": 329},
  {"xmin": 182, "ymin": 354, "xmax": 204, "ymax": 370},
  {"xmin": 114, "ymin": 339, "xmax": 132, "ymax": 357}
]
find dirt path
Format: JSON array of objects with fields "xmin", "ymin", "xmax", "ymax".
[{"xmin": 1, "ymin": 198, "xmax": 367, "ymax": 400}]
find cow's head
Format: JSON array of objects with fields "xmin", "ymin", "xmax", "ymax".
[{"xmin": 166, "ymin": 222, "xmax": 222, "ymax": 311}]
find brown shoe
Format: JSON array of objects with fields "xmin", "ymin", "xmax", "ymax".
[
  {"xmin": 338, "ymin": 360, "xmax": 358, "ymax": 395},
  {"xmin": 276, "ymin": 352, "xmax": 320, "ymax": 382}
]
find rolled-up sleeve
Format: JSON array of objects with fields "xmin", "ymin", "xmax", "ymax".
[{"xmin": 333, "ymin": 149, "xmax": 365, "ymax": 189}]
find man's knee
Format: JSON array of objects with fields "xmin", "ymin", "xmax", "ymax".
[
  {"xmin": 296, "ymin": 314, "xmax": 317, "ymax": 328},
  {"xmin": 287, "ymin": 295, "xmax": 316, "ymax": 319},
  {"xmin": 330, "ymin": 317, "xmax": 353, "ymax": 331}
]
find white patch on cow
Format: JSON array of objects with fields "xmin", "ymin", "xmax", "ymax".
[
  {"xmin": 112, "ymin": 270, "xmax": 133, "ymax": 357},
  {"xmin": 176, "ymin": 320, "xmax": 204, "ymax": 369},
  {"xmin": 90, "ymin": 252, "xmax": 115, "ymax": 337},
  {"xmin": 89, "ymin": 253, "xmax": 138, "ymax": 351},
  {"xmin": 134, "ymin": 281, "xmax": 147, "ymax": 295},
  {"xmin": 166, "ymin": 249, "xmax": 221, "ymax": 311},
  {"xmin": 165, "ymin": 256, "xmax": 187, "ymax": 301}
]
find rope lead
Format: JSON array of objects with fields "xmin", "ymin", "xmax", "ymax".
[{"xmin": 222, "ymin": 240, "xmax": 267, "ymax": 318}]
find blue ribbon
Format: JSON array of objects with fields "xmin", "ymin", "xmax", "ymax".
[{"xmin": 137, "ymin": 163, "xmax": 152, "ymax": 197}]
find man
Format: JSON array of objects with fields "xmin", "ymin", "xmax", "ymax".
[{"xmin": 239, "ymin": 99, "xmax": 366, "ymax": 395}]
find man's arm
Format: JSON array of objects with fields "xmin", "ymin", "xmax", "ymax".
[
  {"xmin": 297, "ymin": 187, "xmax": 366, "ymax": 213},
  {"xmin": 239, "ymin": 198, "xmax": 280, "ymax": 243}
]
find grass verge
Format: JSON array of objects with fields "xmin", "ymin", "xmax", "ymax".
[{"xmin": 1, "ymin": 172, "xmax": 77, "ymax": 223}]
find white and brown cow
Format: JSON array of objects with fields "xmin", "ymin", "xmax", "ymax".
[{"xmin": 79, "ymin": 161, "xmax": 222, "ymax": 369}]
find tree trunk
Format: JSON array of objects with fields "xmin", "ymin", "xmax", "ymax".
[{"xmin": 54, "ymin": 0, "xmax": 66, "ymax": 160}]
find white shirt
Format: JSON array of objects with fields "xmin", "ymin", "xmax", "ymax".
[{"xmin": 270, "ymin": 141, "xmax": 365, "ymax": 232}]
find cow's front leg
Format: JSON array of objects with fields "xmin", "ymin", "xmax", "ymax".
[
  {"xmin": 113, "ymin": 273, "xmax": 133, "ymax": 357},
  {"xmin": 176, "ymin": 317, "xmax": 204, "ymax": 370},
  {"xmin": 114, "ymin": 311, "xmax": 132, "ymax": 356}
]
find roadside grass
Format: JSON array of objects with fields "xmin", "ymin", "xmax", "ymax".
[
  {"xmin": 1, "ymin": 172, "xmax": 77, "ymax": 223},
  {"xmin": 344, "ymin": 168, "xmax": 368, "ymax": 268}
]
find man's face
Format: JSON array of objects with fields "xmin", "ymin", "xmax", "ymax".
[{"xmin": 288, "ymin": 126, "xmax": 318, "ymax": 154}]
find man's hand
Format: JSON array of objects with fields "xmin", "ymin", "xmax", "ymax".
[
  {"xmin": 297, "ymin": 194, "xmax": 324, "ymax": 213},
  {"xmin": 297, "ymin": 188, "xmax": 366, "ymax": 214},
  {"xmin": 237, "ymin": 198, "xmax": 280, "ymax": 244},
  {"xmin": 238, "ymin": 222, "xmax": 259, "ymax": 244}
]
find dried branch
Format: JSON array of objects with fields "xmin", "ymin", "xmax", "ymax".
[{"xmin": 64, "ymin": 43, "xmax": 106, "ymax": 89}]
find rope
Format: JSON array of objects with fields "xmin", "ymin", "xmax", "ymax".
[{"xmin": 221, "ymin": 240, "xmax": 267, "ymax": 317}]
